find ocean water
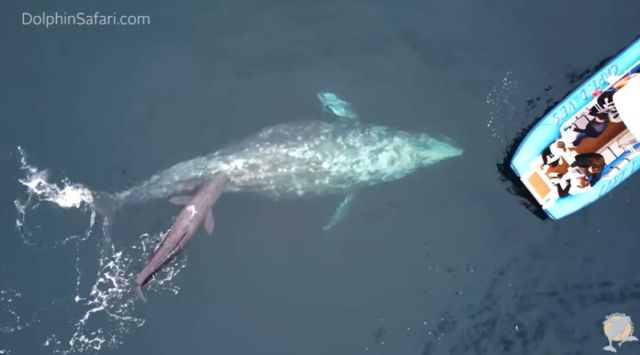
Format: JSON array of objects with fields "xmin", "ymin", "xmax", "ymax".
[{"xmin": 2, "ymin": 0, "xmax": 640, "ymax": 354}]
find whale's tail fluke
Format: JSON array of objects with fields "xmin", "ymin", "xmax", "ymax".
[
  {"xmin": 92, "ymin": 192, "xmax": 120, "ymax": 254},
  {"xmin": 93, "ymin": 192, "xmax": 118, "ymax": 220}
]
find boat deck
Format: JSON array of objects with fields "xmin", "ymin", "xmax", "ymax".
[
  {"xmin": 524, "ymin": 112, "xmax": 631, "ymax": 206},
  {"xmin": 570, "ymin": 113, "xmax": 627, "ymax": 154}
]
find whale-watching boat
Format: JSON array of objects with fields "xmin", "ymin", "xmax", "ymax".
[{"xmin": 511, "ymin": 37, "xmax": 640, "ymax": 219}]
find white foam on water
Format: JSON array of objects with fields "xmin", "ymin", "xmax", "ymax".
[
  {"xmin": 0, "ymin": 289, "xmax": 25, "ymax": 334},
  {"xmin": 10, "ymin": 147, "xmax": 189, "ymax": 354},
  {"xmin": 14, "ymin": 147, "xmax": 96, "ymax": 248},
  {"xmin": 0, "ymin": 288, "xmax": 36, "ymax": 355},
  {"xmin": 60, "ymin": 249, "xmax": 143, "ymax": 354},
  {"xmin": 486, "ymin": 71, "xmax": 520, "ymax": 143},
  {"xmin": 16, "ymin": 146, "xmax": 94, "ymax": 209}
]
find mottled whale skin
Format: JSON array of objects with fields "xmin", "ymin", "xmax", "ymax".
[{"xmin": 111, "ymin": 120, "xmax": 462, "ymax": 207}]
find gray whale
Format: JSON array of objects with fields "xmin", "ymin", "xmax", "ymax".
[
  {"xmin": 94, "ymin": 93, "xmax": 463, "ymax": 300},
  {"xmin": 110, "ymin": 119, "xmax": 462, "ymax": 208}
]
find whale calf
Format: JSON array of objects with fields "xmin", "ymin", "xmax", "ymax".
[
  {"xmin": 93, "ymin": 93, "xmax": 463, "ymax": 299},
  {"xmin": 132, "ymin": 173, "xmax": 228, "ymax": 301}
]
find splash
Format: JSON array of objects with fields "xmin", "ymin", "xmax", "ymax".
[
  {"xmin": 14, "ymin": 146, "xmax": 95, "ymax": 248},
  {"xmin": 486, "ymin": 71, "xmax": 520, "ymax": 143},
  {"xmin": 0, "ymin": 287, "xmax": 41, "ymax": 355},
  {"xmin": 16, "ymin": 146, "xmax": 94, "ymax": 209},
  {"xmin": 486, "ymin": 71, "xmax": 566, "ymax": 146},
  {"xmin": 0, "ymin": 289, "xmax": 25, "ymax": 334},
  {"xmin": 42, "ymin": 232, "xmax": 187, "ymax": 354},
  {"xmin": 8, "ymin": 147, "xmax": 188, "ymax": 354}
]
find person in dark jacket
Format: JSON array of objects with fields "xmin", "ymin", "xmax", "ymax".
[
  {"xmin": 571, "ymin": 82, "xmax": 626, "ymax": 147},
  {"xmin": 569, "ymin": 152, "xmax": 605, "ymax": 186},
  {"xmin": 572, "ymin": 114, "xmax": 610, "ymax": 146},
  {"xmin": 571, "ymin": 73, "xmax": 640, "ymax": 147},
  {"xmin": 549, "ymin": 152, "xmax": 605, "ymax": 198}
]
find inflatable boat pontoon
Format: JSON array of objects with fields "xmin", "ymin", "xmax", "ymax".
[{"xmin": 511, "ymin": 37, "xmax": 640, "ymax": 219}]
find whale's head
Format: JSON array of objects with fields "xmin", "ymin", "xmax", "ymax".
[
  {"xmin": 361, "ymin": 129, "xmax": 462, "ymax": 182},
  {"xmin": 410, "ymin": 133, "xmax": 463, "ymax": 167}
]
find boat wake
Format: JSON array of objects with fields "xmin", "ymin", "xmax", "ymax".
[{"xmin": 3, "ymin": 147, "xmax": 187, "ymax": 354}]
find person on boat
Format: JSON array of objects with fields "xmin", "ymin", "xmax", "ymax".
[
  {"xmin": 571, "ymin": 113, "xmax": 611, "ymax": 146},
  {"xmin": 568, "ymin": 152, "xmax": 605, "ymax": 186},
  {"xmin": 542, "ymin": 152, "xmax": 605, "ymax": 206},
  {"xmin": 541, "ymin": 140, "xmax": 569, "ymax": 172},
  {"xmin": 550, "ymin": 170, "xmax": 591, "ymax": 197},
  {"xmin": 569, "ymin": 72, "xmax": 638, "ymax": 147},
  {"xmin": 588, "ymin": 89, "xmax": 620, "ymax": 120},
  {"xmin": 584, "ymin": 72, "xmax": 638, "ymax": 122}
]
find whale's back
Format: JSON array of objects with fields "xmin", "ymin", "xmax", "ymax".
[
  {"xmin": 214, "ymin": 120, "xmax": 460, "ymax": 198},
  {"xmin": 114, "ymin": 120, "xmax": 461, "ymax": 205}
]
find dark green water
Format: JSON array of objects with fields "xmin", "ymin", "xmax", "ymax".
[{"xmin": 2, "ymin": 0, "xmax": 640, "ymax": 354}]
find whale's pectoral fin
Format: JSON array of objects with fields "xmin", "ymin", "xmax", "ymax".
[
  {"xmin": 133, "ymin": 280, "xmax": 147, "ymax": 303},
  {"xmin": 316, "ymin": 92, "xmax": 359, "ymax": 122},
  {"xmin": 169, "ymin": 195, "xmax": 192, "ymax": 205},
  {"xmin": 204, "ymin": 209, "xmax": 215, "ymax": 235},
  {"xmin": 323, "ymin": 193, "xmax": 356, "ymax": 231}
]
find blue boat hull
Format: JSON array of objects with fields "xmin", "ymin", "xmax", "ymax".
[{"xmin": 510, "ymin": 37, "xmax": 640, "ymax": 219}]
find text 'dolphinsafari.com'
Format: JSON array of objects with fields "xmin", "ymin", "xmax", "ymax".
[{"xmin": 22, "ymin": 11, "xmax": 151, "ymax": 28}]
